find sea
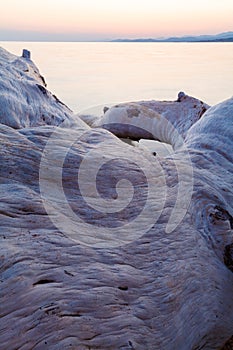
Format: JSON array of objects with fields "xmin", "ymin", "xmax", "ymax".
[{"xmin": 0, "ymin": 42, "xmax": 233, "ymax": 115}]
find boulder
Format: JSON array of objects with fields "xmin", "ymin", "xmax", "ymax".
[{"xmin": 91, "ymin": 93, "xmax": 210, "ymax": 150}]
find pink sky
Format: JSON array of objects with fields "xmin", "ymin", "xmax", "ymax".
[{"xmin": 0, "ymin": 0, "xmax": 233, "ymax": 40}]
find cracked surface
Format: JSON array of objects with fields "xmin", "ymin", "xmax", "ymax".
[{"xmin": 0, "ymin": 47, "xmax": 233, "ymax": 350}]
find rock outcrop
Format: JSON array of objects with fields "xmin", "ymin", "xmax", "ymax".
[
  {"xmin": 83, "ymin": 92, "xmax": 210, "ymax": 150},
  {"xmin": 0, "ymin": 47, "xmax": 233, "ymax": 350},
  {"xmin": 0, "ymin": 47, "xmax": 85, "ymax": 129}
]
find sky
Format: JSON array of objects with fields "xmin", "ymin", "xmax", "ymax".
[{"xmin": 0, "ymin": 0, "xmax": 233, "ymax": 41}]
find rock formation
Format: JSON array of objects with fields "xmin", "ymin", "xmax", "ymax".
[
  {"xmin": 0, "ymin": 47, "xmax": 233, "ymax": 350},
  {"xmin": 89, "ymin": 92, "xmax": 210, "ymax": 150},
  {"xmin": 0, "ymin": 47, "xmax": 85, "ymax": 129}
]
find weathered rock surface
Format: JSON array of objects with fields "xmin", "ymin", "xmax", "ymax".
[
  {"xmin": 89, "ymin": 92, "xmax": 210, "ymax": 150},
  {"xmin": 0, "ymin": 47, "xmax": 86, "ymax": 129},
  {"xmin": 0, "ymin": 47, "xmax": 233, "ymax": 350}
]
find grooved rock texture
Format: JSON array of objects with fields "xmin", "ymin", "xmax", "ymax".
[
  {"xmin": 0, "ymin": 47, "xmax": 85, "ymax": 129},
  {"xmin": 0, "ymin": 47, "xmax": 233, "ymax": 350}
]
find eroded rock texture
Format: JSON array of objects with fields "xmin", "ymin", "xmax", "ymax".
[
  {"xmin": 0, "ymin": 48, "xmax": 85, "ymax": 129},
  {"xmin": 83, "ymin": 92, "xmax": 210, "ymax": 149},
  {"xmin": 0, "ymin": 48, "xmax": 233, "ymax": 350}
]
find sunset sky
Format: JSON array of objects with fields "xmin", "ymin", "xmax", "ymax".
[{"xmin": 0, "ymin": 0, "xmax": 233, "ymax": 41}]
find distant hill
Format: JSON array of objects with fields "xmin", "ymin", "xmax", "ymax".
[{"xmin": 112, "ymin": 31, "xmax": 233, "ymax": 43}]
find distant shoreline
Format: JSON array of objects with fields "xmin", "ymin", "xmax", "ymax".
[
  {"xmin": 0, "ymin": 39, "xmax": 233, "ymax": 43},
  {"xmin": 111, "ymin": 38, "xmax": 233, "ymax": 43},
  {"xmin": 0, "ymin": 31, "xmax": 232, "ymax": 43},
  {"xmin": 111, "ymin": 31, "xmax": 233, "ymax": 43}
]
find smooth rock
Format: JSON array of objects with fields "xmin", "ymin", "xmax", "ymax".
[{"xmin": 93, "ymin": 92, "xmax": 210, "ymax": 150}]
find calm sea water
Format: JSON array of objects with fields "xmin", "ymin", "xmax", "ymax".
[{"xmin": 1, "ymin": 42, "xmax": 233, "ymax": 114}]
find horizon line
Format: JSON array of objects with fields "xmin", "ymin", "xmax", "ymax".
[{"xmin": 0, "ymin": 30, "xmax": 233, "ymax": 43}]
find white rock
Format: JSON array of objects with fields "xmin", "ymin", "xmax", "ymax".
[
  {"xmin": 93, "ymin": 93, "xmax": 210, "ymax": 150},
  {"xmin": 0, "ymin": 47, "xmax": 86, "ymax": 129},
  {"xmin": 0, "ymin": 48, "xmax": 232, "ymax": 350}
]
